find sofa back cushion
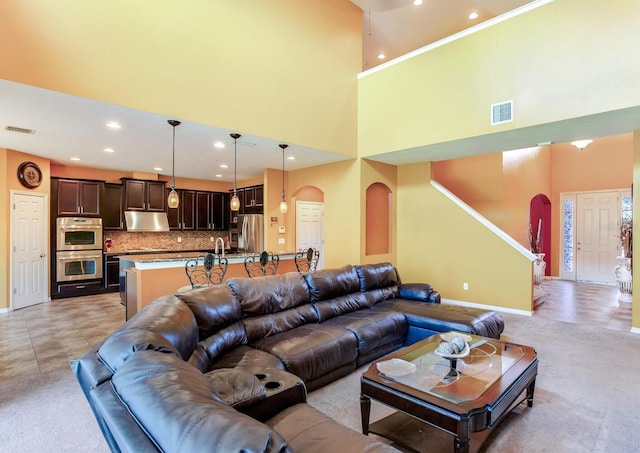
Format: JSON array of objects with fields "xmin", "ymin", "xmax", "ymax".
[
  {"xmin": 228, "ymin": 273, "xmax": 310, "ymax": 315},
  {"xmin": 112, "ymin": 350, "xmax": 290, "ymax": 452},
  {"xmin": 188, "ymin": 322, "xmax": 248, "ymax": 372},
  {"xmin": 355, "ymin": 262, "xmax": 399, "ymax": 291},
  {"xmin": 303, "ymin": 265, "xmax": 361, "ymax": 302},
  {"xmin": 228, "ymin": 273, "xmax": 318, "ymax": 342},
  {"xmin": 98, "ymin": 295, "xmax": 198, "ymax": 373},
  {"xmin": 178, "ymin": 285, "xmax": 243, "ymax": 340},
  {"xmin": 313, "ymin": 293, "xmax": 371, "ymax": 322}
]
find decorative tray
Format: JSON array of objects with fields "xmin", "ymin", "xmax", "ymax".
[{"xmin": 376, "ymin": 358, "xmax": 417, "ymax": 377}]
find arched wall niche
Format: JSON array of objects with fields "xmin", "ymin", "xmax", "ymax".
[
  {"xmin": 366, "ymin": 182, "xmax": 391, "ymax": 255},
  {"xmin": 529, "ymin": 193, "xmax": 551, "ymax": 275}
]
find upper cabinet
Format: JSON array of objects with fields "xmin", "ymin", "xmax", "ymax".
[
  {"xmin": 54, "ymin": 178, "xmax": 102, "ymax": 216},
  {"xmin": 103, "ymin": 183, "xmax": 123, "ymax": 230},
  {"xmin": 229, "ymin": 184, "xmax": 263, "ymax": 227},
  {"xmin": 167, "ymin": 189, "xmax": 196, "ymax": 230},
  {"xmin": 195, "ymin": 191, "xmax": 228, "ymax": 231},
  {"xmin": 122, "ymin": 178, "xmax": 166, "ymax": 212},
  {"xmin": 244, "ymin": 185, "xmax": 263, "ymax": 212}
]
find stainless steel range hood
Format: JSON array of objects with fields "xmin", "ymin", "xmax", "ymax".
[{"xmin": 124, "ymin": 211, "xmax": 170, "ymax": 232}]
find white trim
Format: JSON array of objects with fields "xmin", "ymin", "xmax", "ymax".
[
  {"xmin": 441, "ymin": 298, "xmax": 533, "ymax": 317},
  {"xmin": 431, "ymin": 180, "xmax": 535, "ymax": 261},
  {"xmin": 358, "ymin": 0, "xmax": 555, "ymax": 79},
  {"xmin": 630, "ymin": 327, "xmax": 640, "ymax": 335}
]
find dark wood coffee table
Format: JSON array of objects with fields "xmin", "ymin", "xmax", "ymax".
[{"xmin": 360, "ymin": 333, "xmax": 537, "ymax": 453}]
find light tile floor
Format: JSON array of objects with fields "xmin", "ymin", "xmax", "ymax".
[{"xmin": 0, "ymin": 279, "xmax": 632, "ymax": 381}]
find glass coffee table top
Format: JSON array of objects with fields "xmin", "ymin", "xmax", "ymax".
[{"xmin": 375, "ymin": 332, "xmax": 525, "ymax": 404}]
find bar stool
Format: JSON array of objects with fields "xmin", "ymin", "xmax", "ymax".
[{"xmin": 244, "ymin": 251, "xmax": 279, "ymax": 277}]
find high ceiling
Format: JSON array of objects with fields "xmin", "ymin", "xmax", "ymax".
[
  {"xmin": 350, "ymin": 0, "xmax": 533, "ymax": 70},
  {"xmin": 0, "ymin": 1, "xmax": 636, "ymax": 183}
]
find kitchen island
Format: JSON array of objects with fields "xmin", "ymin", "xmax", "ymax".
[{"xmin": 119, "ymin": 251, "xmax": 297, "ymax": 320}]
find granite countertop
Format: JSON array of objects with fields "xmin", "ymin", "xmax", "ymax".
[{"xmin": 120, "ymin": 251, "xmax": 296, "ymax": 270}]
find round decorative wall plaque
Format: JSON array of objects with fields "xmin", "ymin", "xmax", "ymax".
[{"xmin": 17, "ymin": 161, "xmax": 43, "ymax": 189}]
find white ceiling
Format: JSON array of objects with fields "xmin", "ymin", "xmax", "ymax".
[
  {"xmin": 350, "ymin": 0, "xmax": 533, "ymax": 70},
  {"xmin": 1, "ymin": 1, "xmax": 638, "ymax": 183},
  {"xmin": 0, "ymin": 79, "xmax": 348, "ymax": 183}
]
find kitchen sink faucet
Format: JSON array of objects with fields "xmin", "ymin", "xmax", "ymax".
[{"xmin": 214, "ymin": 237, "xmax": 225, "ymax": 257}]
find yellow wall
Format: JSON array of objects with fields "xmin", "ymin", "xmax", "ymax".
[
  {"xmin": 397, "ymin": 162, "xmax": 532, "ymax": 312},
  {"xmin": 0, "ymin": 0, "xmax": 361, "ymax": 157},
  {"xmin": 358, "ymin": 0, "xmax": 640, "ymax": 157},
  {"xmin": 287, "ymin": 160, "xmax": 361, "ymax": 268}
]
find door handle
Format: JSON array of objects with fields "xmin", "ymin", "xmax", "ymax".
[{"xmin": 40, "ymin": 253, "xmax": 46, "ymax": 258}]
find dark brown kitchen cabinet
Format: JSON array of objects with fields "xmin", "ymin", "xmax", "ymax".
[
  {"xmin": 104, "ymin": 254, "xmax": 120, "ymax": 292},
  {"xmin": 103, "ymin": 183, "xmax": 123, "ymax": 230},
  {"xmin": 196, "ymin": 191, "xmax": 212, "ymax": 230},
  {"xmin": 122, "ymin": 179, "xmax": 166, "ymax": 212},
  {"xmin": 196, "ymin": 191, "xmax": 227, "ymax": 230},
  {"xmin": 55, "ymin": 179, "xmax": 102, "ymax": 216},
  {"xmin": 167, "ymin": 189, "xmax": 195, "ymax": 230},
  {"xmin": 243, "ymin": 185, "xmax": 263, "ymax": 212},
  {"xmin": 211, "ymin": 192, "xmax": 227, "ymax": 230}
]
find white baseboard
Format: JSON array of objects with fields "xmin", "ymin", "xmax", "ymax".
[{"xmin": 441, "ymin": 298, "xmax": 533, "ymax": 317}]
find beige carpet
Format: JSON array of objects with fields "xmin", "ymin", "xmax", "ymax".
[{"xmin": 1, "ymin": 313, "xmax": 639, "ymax": 452}]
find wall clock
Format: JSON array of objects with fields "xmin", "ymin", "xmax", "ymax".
[{"xmin": 17, "ymin": 161, "xmax": 43, "ymax": 189}]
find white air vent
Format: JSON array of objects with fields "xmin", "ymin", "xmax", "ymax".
[
  {"xmin": 491, "ymin": 100, "xmax": 513, "ymax": 125},
  {"xmin": 237, "ymin": 140, "xmax": 256, "ymax": 147},
  {"xmin": 5, "ymin": 125, "xmax": 36, "ymax": 134}
]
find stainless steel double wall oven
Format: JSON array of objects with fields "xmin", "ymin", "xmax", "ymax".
[{"xmin": 55, "ymin": 217, "xmax": 103, "ymax": 282}]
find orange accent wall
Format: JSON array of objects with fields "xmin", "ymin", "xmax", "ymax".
[
  {"xmin": 433, "ymin": 133, "xmax": 632, "ymax": 276},
  {"xmin": 366, "ymin": 183, "xmax": 391, "ymax": 255}
]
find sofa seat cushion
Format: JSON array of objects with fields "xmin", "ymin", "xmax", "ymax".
[
  {"xmin": 321, "ymin": 310, "xmax": 407, "ymax": 365},
  {"xmin": 111, "ymin": 350, "xmax": 290, "ymax": 452},
  {"xmin": 250, "ymin": 324, "xmax": 358, "ymax": 384},
  {"xmin": 267, "ymin": 403, "xmax": 400, "ymax": 453},
  {"xmin": 372, "ymin": 299, "xmax": 504, "ymax": 340}
]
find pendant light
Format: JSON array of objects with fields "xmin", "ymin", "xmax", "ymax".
[
  {"xmin": 167, "ymin": 120, "xmax": 181, "ymax": 209},
  {"xmin": 230, "ymin": 133, "xmax": 241, "ymax": 211},
  {"xmin": 279, "ymin": 144, "xmax": 288, "ymax": 213}
]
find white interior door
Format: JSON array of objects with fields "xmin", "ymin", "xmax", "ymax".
[
  {"xmin": 12, "ymin": 191, "xmax": 48, "ymax": 310},
  {"xmin": 575, "ymin": 191, "xmax": 618, "ymax": 283},
  {"xmin": 296, "ymin": 201, "xmax": 324, "ymax": 269}
]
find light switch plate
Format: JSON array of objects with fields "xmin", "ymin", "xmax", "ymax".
[
  {"xmin": 278, "ymin": 238, "xmax": 285, "ymax": 245},
  {"xmin": 278, "ymin": 226, "xmax": 285, "ymax": 233}
]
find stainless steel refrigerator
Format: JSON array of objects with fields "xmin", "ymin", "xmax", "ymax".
[{"xmin": 239, "ymin": 214, "xmax": 264, "ymax": 253}]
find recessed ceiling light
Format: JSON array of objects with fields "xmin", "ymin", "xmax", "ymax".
[
  {"xmin": 213, "ymin": 141, "xmax": 225, "ymax": 149},
  {"xmin": 220, "ymin": 164, "xmax": 228, "ymax": 169},
  {"xmin": 154, "ymin": 167, "xmax": 163, "ymax": 171},
  {"xmin": 104, "ymin": 147, "xmax": 115, "ymax": 153},
  {"xmin": 287, "ymin": 156, "xmax": 296, "ymax": 160},
  {"xmin": 469, "ymin": 11, "xmax": 479, "ymax": 20},
  {"xmin": 377, "ymin": 53, "xmax": 386, "ymax": 60},
  {"xmin": 70, "ymin": 157, "xmax": 81, "ymax": 161},
  {"xmin": 215, "ymin": 174, "xmax": 223, "ymax": 178},
  {"xmin": 105, "ymin": 121, "xmax": 121, "ymax": 129},
  {"xmin": 413, "ymin": 0, "xmax": 423, "ymax": 5}
]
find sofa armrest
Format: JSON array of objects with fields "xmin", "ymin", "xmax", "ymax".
[
  {"xmin": 205, "ymin": 368, "xmax": 267, "ymax": 409},
  {"xmin": 398, "ymin": 283, "xmax": 439, "ymax": 304}
]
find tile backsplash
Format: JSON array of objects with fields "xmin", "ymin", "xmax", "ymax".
[{"xmin": 104, "ymin": 230, "xmax": 230, "ymax": 253}]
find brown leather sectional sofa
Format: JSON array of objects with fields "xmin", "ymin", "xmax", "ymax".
[{"xmin": 71, "ymin": 262, "xmax": 504, "ymax": 452}]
